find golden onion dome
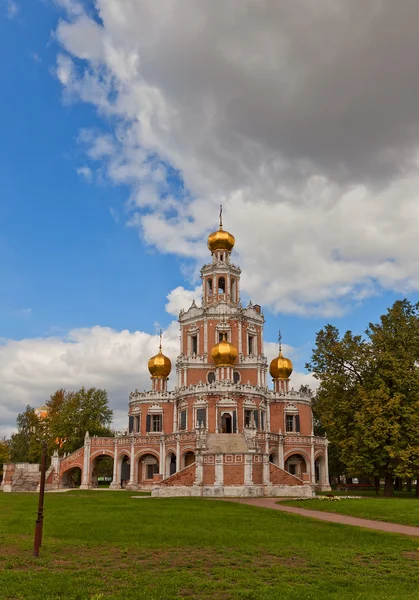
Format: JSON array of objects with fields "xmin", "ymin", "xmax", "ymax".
[
  {"xmin": 148, "ymin": 349, "xmax": 171, "ymax": 378},
  {"xmin": 208, "ymin": 226, "xmax": 235, "ymax": 253},
  {"xmin": 269, "ymin": 351, "xmax": 293, "ymax": 380},
  {"xmin": 212, "ymin": 333, "xmax": 238, "ymax": 367}
]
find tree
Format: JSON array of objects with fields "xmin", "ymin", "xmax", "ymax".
[
  {"xmin": 0, "ymin": 438, "xmax": 10, "ymax": 480},
  {"xmin": 46, "ymin": 387, "xmax": 113, "ymax": 455},
  {"xmin": 9, "ymin": 405, "xmax": 47, "ymax": 463},
  {"xmin": 307, "ymin": 300, "xmax": 419, "ymax": 496}
]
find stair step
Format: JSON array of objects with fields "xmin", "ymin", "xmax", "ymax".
[{"xmin": 207, "ymin": 433, "xmax": 248, "ymax": 453}]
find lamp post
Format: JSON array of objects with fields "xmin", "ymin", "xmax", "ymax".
[{"xmin": 33, "ymin": 441, "xmax": 47, "ymax": 557}]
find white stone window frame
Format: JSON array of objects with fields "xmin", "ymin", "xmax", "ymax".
[
  {"xmin": 194, "ymin": 397, "xmax": 208, "ymax": 428},
  {"xmin": 142, "ymin": 455, "xmax": 159, "ymax": 480},
  {"xmin": 247, "ymin": 326, "xmax": 257, "ymax": 357},
  {"xmin": 179, "ymin": 407, "xmax": 188, "ymax": 431},
  {"xmin": 133, "ymin": 412, "xmax": 141, "ymax": 434},
  {"xmin": 188, "ymin": 325, "xmax": 200, "ymax": 357},
  {"xmin": 284, "ymin": 403, "xmax": 299, "ymax": 433},
  {"xmin": 215, "ymin": 324, "xmax": 231, "ymax": 344},
  {"xmin": 147, "ymin": 403, "xmax": 163, "ymax": 434}
]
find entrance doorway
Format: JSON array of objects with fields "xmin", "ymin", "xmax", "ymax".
[{"xmin": 220, "ymin": 413, "xmax": 232, "ymax": 433}]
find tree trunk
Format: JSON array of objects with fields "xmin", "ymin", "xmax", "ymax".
[
  {"xmin": 374, "ymin": 476, "xmax": 380, "ymax": 496},
  {"xmin": 384, "ymin": 473, "xmax": 394, "ymax": 497},
  {"xmin": 416, "ymin": 478, "xmax": 419, "ymax": 498},
  {"xmin": 407, "ymin": 478, "xmax": 412, "ymax": 493},
  {"xmin": 394, "ymin": 477, "xmax": 403, "ymax": 492}
]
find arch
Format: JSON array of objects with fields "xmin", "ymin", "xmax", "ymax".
[
  {"xmin": 166, "ymin": 451, "xmax": 177, "ymax": 476},
  {"xmin": 117, "ymin": 453, "xmax": 131, "ymax": 488},
  {"xmin": 284, "ymin": 453, "xmax": 308, "ymax": 478},
  {"xmin": 182, "ymin": 451, "xmax": 195, "ymax": 468},
  {"xmin": 90, "ymin": 449, "xmax": 115, "ymax": 461},
  {"xmin": 283, "ymin": 448, "xmax": 311, "ymax": 463},
  {"xmin": 218, "ymin": 276, "xmax": 226, "ymax": 295},
  {"xmin": 269, "ymin": 451, "xmax": 278, "ymax": 466},
  {"xmin": 137, "ymin": 452, "xmax": 160, "ymax": 485},
  {"xmin": 60, "ymin": 466, "xmax": 82, "ymax": 488},
  {"xmin": 90, "ymin": 453, "xmax": 114, "ymax": 488}
]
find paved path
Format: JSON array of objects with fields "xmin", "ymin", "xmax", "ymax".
[{"xmin": 226, "ymin": 498, "xmax": 419, "ymax": 537}]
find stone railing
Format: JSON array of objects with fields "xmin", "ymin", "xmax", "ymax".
[{"xmin": 60, "ymin": 448, "xmax": 84, "ymax": 470}]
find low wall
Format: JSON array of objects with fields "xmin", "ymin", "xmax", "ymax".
[{"xmin": 152, "ymin": 484, "xmax": 313, "ymax": 498}]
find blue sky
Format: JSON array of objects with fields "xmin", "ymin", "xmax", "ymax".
[{"xmin": 2, "ymin": 0, "xmax": 419, "ymax": 434}]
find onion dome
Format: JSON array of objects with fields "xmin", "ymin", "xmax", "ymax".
[
  {"xmin": 212, "ymin": 332, "xmax": 238, "ymax": 367},
  {"xmin": 208, "ymin": 205, "xmax": 235, "ymax": 253},
  {"xmin": 269, "ymin": 351, "xmax": 293, "ymax": 380},
  {"xmin": 148, "ymin": 335, "xmax": 171, "ymax": 378}
]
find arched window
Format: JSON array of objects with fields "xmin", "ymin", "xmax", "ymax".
[
  {"xmin": 207, "ymin": 371, "xmax": 216, "ymax": 384},
  {"xmin": 218, "ymin": 277, "xmax": 225, "ymax": 294},
  {"xmin": 231, "ymin": 278, "xmax": 236, "ymax": 302},
  {"xmin": 207, "ymin": 278, "xmax": 213, "ymax": 296},
  {"xmin": 233, "ymin": 371, "xmax": 240, "ymax": 384}
]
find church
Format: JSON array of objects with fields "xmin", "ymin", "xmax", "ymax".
[{"xmin": 2, "ymin": 214, "xmax": 330, "ymax": 496}]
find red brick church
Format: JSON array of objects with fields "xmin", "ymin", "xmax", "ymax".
[{"xmin": 2, "ymin": 214, "xmax": 329, "ymax": 496}]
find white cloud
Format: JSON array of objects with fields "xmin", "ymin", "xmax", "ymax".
[
  {"xmin": 52, "ymin": 1, "xmax": 419, "ymax": 317},
  {"xmin": 5, "ymin": 0, "xmax": 19, "ymax": 19},
  {"xmin": 0, "ymin": 321, "xmax": 180, "ymax": 436},
  {"xmin": 76, "ymin": 165, "xmax": 92, "ymax": 181},
  {"xmin": 165, "ymin": 285, "xmax": 202, "ymax": 316}
]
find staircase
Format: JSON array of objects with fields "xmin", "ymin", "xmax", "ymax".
[
  {"xmin": 207, "ymin": 433, "xmax": 248, "ymax": 453},
  {"xmin": 11, "ymin": 467, "xmax": 41, "ymax": 492}
]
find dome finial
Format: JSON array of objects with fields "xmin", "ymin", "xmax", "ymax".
[
  {"xmin": 278, "ymin": 329, "xmax": 282, "ymax": 353},
  {"xmin": 159, "ymin": 328, "xmax": 162, "ymax": 352},
  {"xmin": 207, "ymin": 206, "xmax": 235, "ymax": 253}
]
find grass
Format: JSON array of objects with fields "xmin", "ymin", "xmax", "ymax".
[
  {"xmin": 283, "ymin": 496, "xmax": 419, "ymax": 527},
  {"xmin": 1, "ymin": 491, "xmax": 419, "ymax": 599}
]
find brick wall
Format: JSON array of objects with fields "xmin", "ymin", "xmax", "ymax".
[
  {"xmin": 269, "ymin": 463, "xmax": 304, "ymax": 486},
  {"xmin": 203, "ymin": 464, "xmax": 215, "ymax": 485},
  {"xmin": 252, "ymin": 464, "xmax": 263, "ymax": 484},
  {"xmin": 223, "ymin": 464, "xmax": 244, "ymax": 485},
  {"xmin": 160, "ymin": 464, "xmax": 196, "ymax": 486}
]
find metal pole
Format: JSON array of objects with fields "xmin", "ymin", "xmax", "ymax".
[{"xmin": 33, "ymin": 441, "xmax": 47, "ymax": 557}]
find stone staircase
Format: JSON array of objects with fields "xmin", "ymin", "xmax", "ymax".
[
  {"xmin": 11, "ymin": 467, "xmax": 41, "ymax": 492},
  {"xmin": 207, "ymin": 433, "xmax": 248, "ymax": 453}
]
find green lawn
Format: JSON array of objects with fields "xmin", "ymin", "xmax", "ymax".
[
  {"xmin": 1, "ymin": 491, "xmax": 419, "ymax": 600},
  {"xmin": 283, "ymin": 497, "xmax": 419, "ymax": 527}
]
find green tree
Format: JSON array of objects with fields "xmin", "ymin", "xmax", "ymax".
[
  {"xmin": 46, "ymin": 387, "xmax": 113, "ymax": 455},
  {"xmin": 0, "ymin": 438, "xmax": 10, "ymax": 480},
  {"xmin": 9, "ymin": 405, "xmax": 47, "ymax": 463},
  {"xmin": 307, "ymin": 300, "xmax": 419, "ymax": 497}
]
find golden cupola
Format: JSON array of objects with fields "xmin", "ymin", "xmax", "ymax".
[
  {"xmin": 212, "ymin": 332, "xmax": 238, "ymax": 367},
  {"xmin": 269, "ymin": 332, "xmax": 293, "ymax": 380},
  {"xmin": 208, "ymin": 206, "xmax": 235, "ymax": 253},
  {"xmin": 148, "ymin": 334, "xmax": 171, "ymax": 379}
]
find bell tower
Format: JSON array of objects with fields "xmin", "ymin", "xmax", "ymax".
[{"xmin": 201, "ymin": 206, "xmax": 241, "ymax": 307}]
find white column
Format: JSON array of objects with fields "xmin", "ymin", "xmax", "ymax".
[
  {"xmin": 195, "ymin": 453, "xmax": 203, "ymax": 485},
  {"xmin": 204, "ymin": 318, "xmax": 208, "ymax": 355},
  {"xmin": 160, "ymin": 437, "xmax": 165, "ymax": 478},
  {"xmin": 215, "ymin": 454, "xmax": 223, "ymax": 485},
  {"xmin": 173, "ymin": 401, "xmax": 178, "ymax": 432},
  {"xmin": 324, "ymin": 440, "xmax": 330, "ymax": 486},
  {"xmin": 278, "ymin": 438, "xmax": 284, "ymax": 469},
  {"xmin": 244, "ymin": 455, "xmax": 253, "ymax": 485},
  {"xmin": 80, "ymin": 432, "xmax": 91, "ymax": 489},
  {"xmin": 238, "ymin": 320, "xmax": 242, "ymax": 355},
  {"xmin": 176, "ymin": 436, "xmax": 180, "ymax": 472},
  {"xmin": 257, "ymin": 366, "xmax": 261, "ymax": 386},
  {"xmin": 129, "ymin": 440, "xmax": 135, "ymax": 486},
  {"xmin": 110, "ymin": 439, "xmax": 119, "ymax": 489},
  {"xmin": 310, "ymin": 439, "xmax": 316, "ymax": 485},
  {"xmin": 263, "ymin": 454, "xmax": 270, "ymax": 485},
  {"xmin": 267, "ymin": 401, "xmax": 271, "ymax": 432}
]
